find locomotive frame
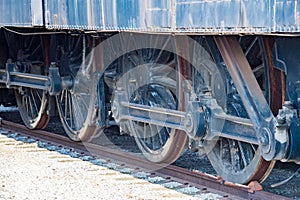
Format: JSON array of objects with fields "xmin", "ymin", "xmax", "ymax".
[{"xmin": 1, "ymin": 0, "xmax": 300, "ymax": 184}]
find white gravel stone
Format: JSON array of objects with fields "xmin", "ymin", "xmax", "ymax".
[
  {"xmin": 103, "ymin": 163, "xmax": 119, "ymax": 170},
  {"xmin": 80, "ymin": 155, "xmax": 93, "ymax": 161},
  {"xmin": 0, "ymin": 134, "xmax": 222, "ymax": 200},
  {"xmin": 90, "ymin": 158, "xmax": 106, "ymax": 165},
  {"xmin": 132, "ymin": 171, "xmax": 150, "ymax": 179},
  {"xmin": 119, "ymin": 167, "xmax": 134, "ymax": 174},
  {"xmin": 147, "ymin": 176, "xmax": 165, "ymax": 183},
  {"xmin": 163, "ymin": 181, "xmax": 182, "ymax": 189},
  {"xmin": 177, "ymin": 187, "xmax": 200, "ymax": 195}
]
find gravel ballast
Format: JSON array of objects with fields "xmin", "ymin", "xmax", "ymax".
[{"xmin": 0, "ymin": 133, "xmax": 220, "ymax": 200}]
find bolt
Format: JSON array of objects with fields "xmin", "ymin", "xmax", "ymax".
[
  {"xmin": 284, "ymin": 101, "xmax": 293, "ymax": 109},
  {"xmin": 260, "ymin": 128, "xmax": 270, "ymax": 147},
  {"xmin": 198, "ymin": 107, "xmax": 203, "ymax": 113},
  {"xmin": 111, "ymin": 104, "xmax": 117, "ymax": 113},
  {"xmin": 259, "ymin": 136, "xmax": 267, "ymax": 146},
  {"xmin": 277, "ymin": 115, "xmax": 286, "ymax": 124},
  {"xmin": 184, "ymin": 114, "xmax": 194, "ymax": 135},
  {"xmin": 184, "ymin": 115, "xmax": 193, "ymax": 128}
]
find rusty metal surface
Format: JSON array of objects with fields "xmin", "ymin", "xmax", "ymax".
[
  {"xmin": 263, "ymin": 37, "xmax": 286, "ymax": 116},
  {"xmin": 0, "ymin": 120, "xmax": 290, "ymax": 200}
]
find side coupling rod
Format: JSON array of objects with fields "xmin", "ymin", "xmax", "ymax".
[{"xmin": 214, "ymin": 36, "xmax": 300, "ymax": 162}]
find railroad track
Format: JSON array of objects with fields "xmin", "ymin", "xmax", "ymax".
[{"xmin": 0, "ymin": 119, "xmax": 290, "ymax": 200}]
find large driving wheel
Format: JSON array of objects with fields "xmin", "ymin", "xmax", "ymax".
[
  {"xmin": 202, "ymin": 36, "xmax": 282, "ymax": 184},
  {"xmin": 14, "ymin": 35, "xmax": 50, "ymax": 129},
  {"xmin": 55, "ymin": 35, "xmax": 99, "ymax": 141},
  {"xmin": 118, "ymin": 48, "xmax": 188, "ymax": 163}
]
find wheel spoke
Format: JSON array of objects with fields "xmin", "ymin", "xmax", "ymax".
[
  {"xmin": 229, "ymin": 140, "xmax": 241, "ymax": 172},
  {"xmin": 238, "ymin": 141, "xmax": 250, "ymax": 168},
  {"xmin": 28, "ymin": 94, "xmax": 35, "ymax": 118},
  {"xmin": 157, "ymin": 126, "xmax": 164, "ymax": 147},
  {"xmin": 244, "ymin": 37, "xmax": 258, "ymax": 57},
  {"xmin": 30, "ymin": 90, "xmax": 39, "ymax": 115},
  {"xmin": 68, "ymin": 91, "xmax": 73, "ymax": 128}
]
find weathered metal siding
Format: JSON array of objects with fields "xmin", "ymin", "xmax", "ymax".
[
  {"xmin": 0, "ymin": 0, "xmax": 43, "ymax": 27},
  {"xmin": 45, "ymin": 0, "xmax": 300, "ymax": 33},
  {"xmin": 45, "ymin": 0, "xmax": 172, "ymax": 31},
  {"xmin": 176, "ymin": 0, "xmax": 272, "ymax": 32},
  {"xmin": 178, "ymin": 0, "xmax": 300, "ymax": 33},
  {"xmin": 1, "ymin": 0, "xmax": 299, "ymax": 33},
  {"xmin": 275, "ymin": 0, "xmax": 300, "ymax": 32}
]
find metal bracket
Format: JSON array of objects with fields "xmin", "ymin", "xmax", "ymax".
[{"xmin": 48, "ymin": 63, "xmax": 62, "ymax": 95}]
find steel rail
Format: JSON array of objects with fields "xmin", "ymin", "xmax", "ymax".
[{"xmin": 0, "ymin": 120, "xmax": 290, "ymax": 200}]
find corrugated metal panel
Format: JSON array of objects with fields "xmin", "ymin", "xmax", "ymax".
[
  {"xmin": 45, "ymin": 0, "xmax": 172, "ymax": 31},
  {"xmin": 275, "ymin": 0, "xmax": 300, "ymax": 32},
  {"xmin": 0, "ymin": 0, "xmax": 300, "ymax": 33},
  {"xmin": 0, "ymin": 0, "xmax": 31, "ymax": 27},
  {"xmin": 103, "ymin": 0, "xmax": 142, "ymax": 29},
  {"xmin": 176, "ymin": 0, "xmax": 271, "ymax": 32},
  {"xmin": 145, "ymin": 0, "xmax": 172, "ymax": 28},
  {"xmin": 43, "ymin": 0, "xmax": 300, "ymax": 33},
  {"xmin": 0, "ymin": 0, "xmax": 43, "ymax": 27}
]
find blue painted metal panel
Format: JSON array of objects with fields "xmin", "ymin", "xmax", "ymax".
[
  {"xmin": 0, "ymin": 0, "xmax": 43, "ymax": 27},
  {"xmin": 44, "ymin": 0, "xmax": 300, "ymax": 34},
  {"xmin": 275, "ymin": 0, "xmax": 300, "ymax": 32},
  {"xmin": 0, "ymin": 0, "xmax": 32, "ymax": 27},
  {"xmin": 0, "ymin": 0, "xmax": 300, "ymax": 33},
  {"xmin": 45, "ymin": 0, "xmax": 172, "ymax": 31},
  {"xmin": 176, "ymin": 0, "xmax": 272, "ymax": 32}
]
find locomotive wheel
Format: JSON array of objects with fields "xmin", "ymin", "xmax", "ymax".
[
  {"xmin": 204, "ymin": 36, "xmax": 281, "ymax": 184},
  {"xmin": 55, "ymin": 35, "xmax": 99, "ymax": 142},
  {"xmin": 15, "ymin": 88, "xmax": 49, "ymax": 129},
  {"xmin": 56, "ymin": 78, "xmax": 98, "ymax": 141},
  {"xmin": 121, "ymin": 49, "xmax": 187, "ymax": 163},
  {"xmin": 14, "ymin": 36, "xmax": 50, "ymax": 129}
]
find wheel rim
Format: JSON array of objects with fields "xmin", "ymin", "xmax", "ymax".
[
  {"xmin": 199, "ymin": 36, "xmax": 276, "ymax": 184},
  {"xmin": 118, "ymin": 49, "xmax": 187, "ymax": 163}
]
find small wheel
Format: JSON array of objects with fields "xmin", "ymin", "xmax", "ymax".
[
  {"xmin": 55, "ymin": 35, "xmax": 98, "ymax": 141},
  {"xmin": 118, "ymin": 48, "xmax": 187, "ymax": 163},
  {"xmin": 15, "ymin": 88, "xmax": 49, "ymax": 129},
  {"xmin": 14, "ymin": 35, "xmax": 50, "ymax": 129},
  {"xmin": 203, "ymin": 36, "xmax": 277, "ymax": 184}
]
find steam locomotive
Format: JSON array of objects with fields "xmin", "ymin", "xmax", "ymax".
[{"xmin": 1, "ymin": 0, "xmax": 300, "ymax": 184}]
